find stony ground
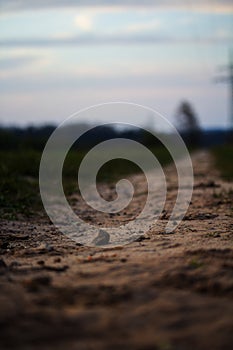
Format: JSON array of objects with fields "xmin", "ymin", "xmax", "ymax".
[{"xmin": 0, "ymin": 151, "xmax": 233, "ymax": 350}]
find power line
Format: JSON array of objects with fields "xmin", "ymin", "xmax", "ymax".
[{"xmin": 215, "ymin": 49, "xmax": 233, "ymax": 130}]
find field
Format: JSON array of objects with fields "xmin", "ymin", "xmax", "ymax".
[{"xmin": 0, "ymin": 145, "xmax": 172, "ymax": 219}]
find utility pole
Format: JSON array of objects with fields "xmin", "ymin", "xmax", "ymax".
[{"xmin": 215, "ymin": 50, "xmax": 233, "ymax": 131}]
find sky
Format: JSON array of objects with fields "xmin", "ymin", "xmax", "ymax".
[{"xmin": 0, "ymin": 0, "xmax": 233, "ymax": 129}]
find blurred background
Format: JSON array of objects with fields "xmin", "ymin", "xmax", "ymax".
[{"xmin": 0, "ymin": 0, "xmax": 232, "ymax": 129}]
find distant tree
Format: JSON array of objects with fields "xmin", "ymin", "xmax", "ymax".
[{"xmin": 176, "ymin": 101, "xmax": 201, "ymax": 147}]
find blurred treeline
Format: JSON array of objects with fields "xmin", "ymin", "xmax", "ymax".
[
  {"xmin": 0, "ymin": 125, "xmax": 55, "ymax": 151},
  {"xmin": 0, "ymin": 122, "xmax": 231, "ymax": 151},
  {"xmin": 0, "ymin": 124, "xmax": 166, "ymax": 151}
]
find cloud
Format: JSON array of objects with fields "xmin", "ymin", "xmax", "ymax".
[
  {"xmin": 0, "ymin": 59, "xmax": 218, "ymax": 96},
  {"xmin": 0, "ymin": 32, "xmax": 232, "ymax": 48},
  {"xmin": 0, "ymin": 0, "xmax": 233, "ymax": 14},
  {"xmin": 124, "ymin": 20, "xmax": 162, "ymax": 34},
  {"xmin": 0, "ymin": 53, "xmax": 51, "ymax": 80},
  {"xmin": 0, "ymin": 55, "xmax": 39, "ymax": 70}
]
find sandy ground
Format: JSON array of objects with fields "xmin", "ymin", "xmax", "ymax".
[{"xmin": 0, "ymin": 150, "xmax": 233, "ymax": 350}]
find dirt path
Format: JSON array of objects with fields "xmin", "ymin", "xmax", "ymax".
[{"xmin": 0, "ymin": 151, "xmax": 233, "ymax": 350}]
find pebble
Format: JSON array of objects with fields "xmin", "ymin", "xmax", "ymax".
[{"xmin": 37, "ymin": 260, "xmax": 45, "ymax": 265}]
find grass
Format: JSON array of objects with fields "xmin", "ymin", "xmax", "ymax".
[
  {"xmin": 0, "ymin": 150, "xmax": 42, "ymax": 219},
  {"xmin": 0, "ymin": 145, "xmax": 172, "ymax": 219},
  {"xmin": 6, "ymin": 142, "xmax": 232, "ymax": 220},
  {"xmin": 212, "ymin": 144, "xmax": 233, "ymax": 181}
]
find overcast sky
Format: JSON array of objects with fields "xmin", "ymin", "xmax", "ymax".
[{"xmin": 0, "ymin": 0, "xmax": 232, "ymax": 128}]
